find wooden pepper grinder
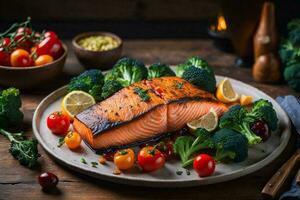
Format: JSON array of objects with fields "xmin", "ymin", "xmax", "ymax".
[{"xmin": 252, "ymin": 1, "xmax": 281, "ymax": 83}]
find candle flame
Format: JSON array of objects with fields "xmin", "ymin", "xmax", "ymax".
[{"xmin": 217, "ymin": 15, "xmax": 227, "ymax": 31}]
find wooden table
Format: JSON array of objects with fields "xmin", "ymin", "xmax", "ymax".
[{"xmin": 0, "ymin": 39, "xmax": 298, "ymax": 200}]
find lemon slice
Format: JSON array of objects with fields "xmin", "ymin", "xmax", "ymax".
[
  {"xmin": 61, "ymin": 91, "xmax": 96, "ymax": 119},
  {"xmin": 187, "ymin": 108, "xmax": 218, "ymax": 132},
  {"xmin": 216, "ymin": 78, "xmax": 239, "ymax": 103},
  {"xmin": 240, "ymin": 95, "xmax": 253, "ymax": 106}
]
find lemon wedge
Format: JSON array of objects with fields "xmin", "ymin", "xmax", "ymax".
[
  {"xmin": 187, "ymin": 108, "xmax": 218, "ymax": 132},
  {"xmin": 216, "ymin": 78, "xmax": 239, "ymax": 103},
  {"xmin": 61, "ymin": 91, "xmax": 96, "ymax": 120}
]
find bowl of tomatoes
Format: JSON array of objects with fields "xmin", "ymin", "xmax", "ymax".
[{"xmin": 0, "ymin": 18, "xmax": 67, "ymax": 89}]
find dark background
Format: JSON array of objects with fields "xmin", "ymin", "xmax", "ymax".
[{"xmin": 0, "ymin": 0, "xmax": 299, "ymax": 39}]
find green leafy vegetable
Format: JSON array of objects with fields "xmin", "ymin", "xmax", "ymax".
[
  {"xmin": 68, "ymin": 69, "xmax": 104, "ymax": 101},
  {"xmin": 0, "ymin": 88, "xmax": 39, "ymax": 168},
  {"xmin": 57, "ymin": 137, "xmax": 65, "ymax": 147},
  {"xmin": 80, "ymin": 157, "xmax": 87, "ymax": 164},
  {"xmin": 212, "ymin": 129, "xmax": 248, "ymax": 162},
  {"xmin": 219, "ymin": 100, "xmax": 278, "ymax": 145},
  {"xmin": 105, "ymin": 57, "xmax": 148, "ymax": 87},
  {"xmin": 101, "ymin": 80, "xmax": 123, "ymax": 99},
  {"xmin": 279, "ymin": 19, "xmax": 300, "ymax": 91},
  {"xmin": 173, "ymin": 128, "xmax": 214, "ymax": 167},
  {"xmin": 147, "ymin": 63, "xmax": 175, "ymax": 79},
  {"xmin": 133, "ymin": 87, "xmax": 150, "ymax": 102}
]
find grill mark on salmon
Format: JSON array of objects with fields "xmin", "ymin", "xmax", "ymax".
[{"xmin": 74, "ymin": 77, "xmax": 228, "ymax": 149}]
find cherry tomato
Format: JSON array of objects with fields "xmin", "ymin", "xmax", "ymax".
[
  {"xmin": 102, "ymin": 151, "xmax": 115, "ymax": 161},
  {"xmin": 47, "ymin": 111, "xmax": 70, "ymax": 136},
  {"xmin": 1, "ymin": 38, "xmax": 11, "ymax": 47},
  {"xmin": 193, "ymin": 154, "xmax": 215, "ymax": 177},
  {"xmin": 10, "ymin": 49, "xmax": 33, "ymax": 67},
  {"xmin": 114, "ymin": 148, "xmax": 135, "ymax": 170},
  {"xmin": 64, "ymin": 131, "xmax": 82, "ymax": 149},
  {"xmin": 38, "ymin": 172, "xmax": 59, "ymax": 189},
  {"xmin": 157, "ymin": 141, "xmax": 175, "ymax": 161},
  {"xmin": 0, "ymin": 50, "xmax": 11, "ymax": 66},
  {"xmin": 34, "ymin": 55, "xmax": 53, "ymax": 66},
  {"xmin": 138, "ymin": 146, "xmax": 165, "ymax": 172},
  {"xmin": 44, "ymin": 31, "xmax": 58, "ymax": 39},
  {"xmin": 14, "ymin": 27, "xmax": 33, "ymax": 51},
  {"xmin": 36, "ymin": 36, "xmax": 63, "ymax": 59}
]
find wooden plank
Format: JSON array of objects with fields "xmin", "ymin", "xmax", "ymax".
[{"xmin": 0, "ymin": 39, "xmax": 297, "ymax": 200}]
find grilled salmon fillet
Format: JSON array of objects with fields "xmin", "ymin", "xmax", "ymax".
[{"xmin": 73, "ymin": 77, "xmax": 228, "ymax": 150}]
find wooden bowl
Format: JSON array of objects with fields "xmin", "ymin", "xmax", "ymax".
[
  {"xmin": 0, "ymin": 44, "xmax": 68, "ymax": 89},
  {"xmin": 72, "ymin": 32, "xmax": 122, "ymax": 70}
]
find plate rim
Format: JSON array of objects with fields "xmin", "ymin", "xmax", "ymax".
[{"xmin": 32, "ymin": 75, "xmax": 291, "ymax": 187}]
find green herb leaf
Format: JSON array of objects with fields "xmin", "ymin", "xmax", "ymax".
[
  {"xmin": 133, "ymin": 87, "xmax": 150, "ymax": 102},
  {"xmin": 80, "ymin": 157, "xmax": 87, "ymax": 164},
  {"xmin": 176, "ymin": 169, "xmax": 183, "ymax": 175},
  {"xmin": 57, "ymin": 137, "xmax": 65, "ymax": 147},
  {"xmin": 91, "ymin": 161, "xmax": 98, "ymax": 168}
]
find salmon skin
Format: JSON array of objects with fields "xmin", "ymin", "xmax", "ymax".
[{"xmin": 74, "ymin": 77, "xmax": 228, "ymax": 150}]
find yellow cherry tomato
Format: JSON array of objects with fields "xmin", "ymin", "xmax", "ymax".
[
  {"xmin": 64, "ymin": 131, "xmax": 82, "ymax": 150},
  {"xmin": 113, "ymin": 148, "xmax": 135, "ymax": 170},
  {"xmin": 34, "ymin": 55, "xmax": 54, "ymax": 66}
]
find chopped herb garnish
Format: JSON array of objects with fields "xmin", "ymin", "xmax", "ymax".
[
  {"xmin": 134, "ymin": 87, "xmax": 150, "ymax": 102},
  {"xmin": 186, "ymin": 169, "xmax": 191, "ymax": 175},
  {"xmin": 176, "ymin": 82, "xmax": 184, "ymax": 89},
  {"xmin": 80, "ymin": 157, "xmax": 87, "ymax": 164},
  {"xmin": 57, "ymin": 137, "xmax": 65, "ymax": 147},
  {"xmin": 91, "ymin": 161, "xmax": 98, "ymax": 168},
  {"xmin": 176, "ymin": 169, "xmax": 183, "ymax": 175}
]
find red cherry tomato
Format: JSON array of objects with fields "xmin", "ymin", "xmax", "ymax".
[
  {"xmin": 14, "ymin": 27, "xmax": 33, "ymax": 51},
  {"xmin": 193, "ymin": 154, "xmax": 215, "ymax": 177},
  {"xmin": 1, "ymin": 38, "xmax": 11, "ymax": 47},
  {"xmin": 10, "ymin": 49, "xmax": 33, "ymax": 67},
  {"xmin": 44, "ymin": 31, "xmax": 58, "ymax": 39},
  {"xmin": 47, "ymin": 111, "xmax": 70, "ymax": 136},
  {"xmin": 38, "ymin": 172, "xmax": 59, "ymax": 189},
  {"xmin": 36, "ymin": 36, "xmax": 63, "ymax": 59},
  {"xmin": 0, "ymin": 50, "xmax": 11, "ymax": 66},
  {"xmin": 138, "ymin": 146, "xmax": 165, "ymax": 172}
]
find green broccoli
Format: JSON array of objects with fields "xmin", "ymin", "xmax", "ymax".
[
  {"xmin": 175, "ymin": 63, "xmax": 190, "ymax": 77},
  {"xmin": 147, "ymin": 63, "xmax": 175, "ymax": 79},
  {"xmin": 0, "ymin": 88, "xmax": 39, "ymax": 168},
  {"xmin": 279, "ymin": 19, "xmax": 300, "ymax": 91},
  {"xmin": 106, "ymin": 57, "xmax": 148, "ymax": 87},
  {"xmin": 174, "ymin": 128, "xmax": 214, "ymax": 167},
  {"xmin": 101, "ymin": 80, "xmax": 123, "ymax": 99},
  {"xmin": 185, "ymin": 56, "xmax": 214, "ymax": 75},
  {"xmin": 68, "ymin": 69, "xmax": 104, "ymax": 101},
  {"xmin": 219, "ymin": 105, "xmax": 262, "ymax": 145},
  {"xmin": 212, "ymin": 129, "xmax": 248, "ymax": 162},
  {"xmin": 283, "ymin": 64, "xmax": 300, "ymax": 91},
  {"xmin": 248, "ymin": 99, "xmax": 278, "ymax": 131},
  {"xmin": 181, "ymin": 66, "xmax": 216, "ymax": 93}
]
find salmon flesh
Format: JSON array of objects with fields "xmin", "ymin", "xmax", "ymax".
[{"xmin": 73, "ymin": 77, "xmax": 228, "ymax": 150}]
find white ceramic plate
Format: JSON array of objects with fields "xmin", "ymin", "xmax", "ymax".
[{"xmin": 32, "ymin": 76, "xmax": 291, "ymax": 187}]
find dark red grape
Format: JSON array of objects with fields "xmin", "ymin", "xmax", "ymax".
[
  {"xmin": 38, "ymin": 172, "xmax": 58, "ymax": 189},
  {"xmin": 102, "ymin": 152, "xmax": 115, "ymax": 161},
  {"xmin": 251, "ymin": 120, "xmax": 270, "ymax": 142}
]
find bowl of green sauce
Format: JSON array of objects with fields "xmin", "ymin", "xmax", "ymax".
[{"xmin": 72, "ymin": 32, "xmax": 122, "ymax": 70}]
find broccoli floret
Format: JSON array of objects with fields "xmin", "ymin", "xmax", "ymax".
[
  {"xmin": 68, "ymin": 69, "xmax": 104, "ymax": 101},
  {"xmin": 248, "ymin": 99, "xmax": 278, "ymax": 131},
  {"xmin": 147, "ymin": 63, "xmax": 175, "ymax": 79},
  {"xmin": 174, "ymin": 128, "xmax": 214, "ymax": 167},
  {"xmin": 219, "ymin": 105, "xmax": 262, "ymax": 145},
  {"xmin": 182, "ymin": 66, "xmax": 216, "ymax": 93},
  {"xmin": 101, "ymin": 80, "xmax": 123, "ymax": 99},
  {"xmin": 175, "ymin": 63, "xmax": 190, "ymax": 77},
  {"xmin": 0, "ymin": 88, "xmax": 23, "ymax": 129},
  {"xmin": 0, "ymin": 88, "xmax": 39, "ymax": 168},
  {"xmin": 185, "ymin": 56, "xmax": 214, "ymax": 76},
  {"xmin": 212, "ymin": 129, "xmax": 248, "ymax": 162},
  {"xmin": 283, "ymin": 64, "xmax": 300, "ymax": 91},
  {"xmin": 107, "ymin": 57, "xmax": 148, "ymax": 87}
]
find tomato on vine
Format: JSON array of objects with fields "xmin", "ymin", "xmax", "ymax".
[
  {"xmin": 10, "ymin": 49, "xmax": 33, "ymax": 67},
  {"xmin": 138, "ymin": 146, "xmax": 165, "ymax": 172}
]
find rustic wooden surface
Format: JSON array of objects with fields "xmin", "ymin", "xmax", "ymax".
[{"xmin": 0, "ymin": 39, "xmax": 298, "ymax": 200}]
